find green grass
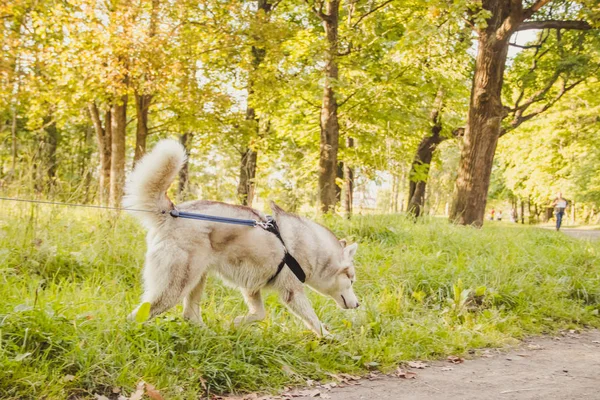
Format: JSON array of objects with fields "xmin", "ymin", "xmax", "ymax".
[{"xmin": 1, "ymin": 205, "xmax": 599, "ymax": 399}]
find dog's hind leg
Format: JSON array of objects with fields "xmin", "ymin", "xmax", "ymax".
[
  {"xmin": 183, "ymin": 273, "xmax": 207, "ymax": 324},
  {"xmin": 233, "ymin": 289, "xmax": 265, "ymax": 327},
  {"xmin": 128, "ymin": 247, "xmax": 195, "ymax": 321},
  {"xmin": 280, "ymin": 289, "xmax": 329, "ymax": 337}
]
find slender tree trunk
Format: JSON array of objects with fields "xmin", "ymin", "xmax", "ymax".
[
  {"xmin": 110, "ymin": 95, "xmax": 127, "ymax": 207},
  {"xmin": 237, "ymin": 144, "xmax": 258, "ymax": 206},
  {"xmin": 10, "ymin": 109, "xmax": 17, "ymax": 175},
  {"xmin": 342, "ymin": 137, "xmax": 354, "ymax": 218},
  {"xmin": 178, "ymin": 132, "xmax": 193, "ymax": 196},
  {"xmin": 408, "ymin": 89, "xmax": 445, "ymax": 217},
  {"xmin": 88, "ymin": 103, "xmax": 112, "ymax": 205},
  {"xmin": 237, "ymin": 0, "xmax": 272, "ymax": 206},
  {"xmin": 520, "ymin": 199, "xmax": 525, "ymax": 224},
  {"xmin": 335, "ymin": 161, "xmax": 343, "ymax": 203},
  {"xmin": 318, "ymin": 0, "xmax": 340, "ymax": 213},
  {"xmin": 134, "ymin": 93, "xmax": 152, "ymax": 165},
  {"xmin": 45, "ymin": 120, "xmax": 58, "ymax": 188}
]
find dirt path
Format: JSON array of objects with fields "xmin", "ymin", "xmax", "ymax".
[
  {"xmin": 560, "ymin": 228, "xmax": 600, "ymax": 240},
  {"xmin": 290, "ymin": 330, "xmax": 600, "ymax": 400}
]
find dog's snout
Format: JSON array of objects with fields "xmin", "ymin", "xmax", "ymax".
[{"xmin": 356, "ymin": 302, "xmax": 360, "ymax": 308}]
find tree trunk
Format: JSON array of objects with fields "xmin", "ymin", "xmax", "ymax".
[
  {"xmin": 335, "ymin": 161, "xmax": 343, "ymax": 203},
  {"xmin": 88, "ymin": 103, "xmax": 112, "ymax": 205},
  {"xmin": 237, "ymin": 0, "xmax": 272, "ymax": 206},
  {"xmin": 134, "ymin": 93, "xmax": 152, "ymax": 165},
  {"xmin": 110, "ymin": 95, "xmax": 127, "ymax": 208},
  {"xmin": 408, "ymin": 88, "xmax": 445, "ymax": 217},
  {"xmin": 45, "ymin": 120, "xmax": 58, "ymax": 188},
  {"xmin": 237, "ymin": 145, "xmax": 258, "ymax": 206},
  {"xmin": 520, "ymin": 199, "xmax": 525, "ymax": 224},
  {"xmin": 178, "ymin": 132, "xmax": 193, "ymax": 197},
  {"xmin": 450, "ymin": 15, "xmax": 512, "ymax": 226},
  {"xmin": 342, "ymin": 137, "xmax": 354, "ymax": 218},
  {"xmin": 318, "ymin": 0, "xmax": 340, "ymax": 213},
  {"xmin": 10, "ymin": 109, "xmax": 17, "ymax": 176}
]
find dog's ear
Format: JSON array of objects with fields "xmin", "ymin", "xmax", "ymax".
[
  {"xmin": 339, "ymin": 239, "xmax": 347, "ymax": 247},
  {"xmin": 270, "ymin": 201, "xmax": 285, "ymax": 215},
  {"xmin": 343, "ymin": 242, "xmax": 358, "ymax": 259}
]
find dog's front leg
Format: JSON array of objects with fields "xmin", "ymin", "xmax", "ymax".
[
  {"xmin": 234, "ymin": 289, "xmax": 266, "ymax": 327},
  {"xmin": 281, "ymin": 289, "xmax": 329, "ymax": 337}
]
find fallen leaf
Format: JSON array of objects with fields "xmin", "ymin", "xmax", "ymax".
[
  {"xmin": 396, "ymin": 368, "xmax": 417, "ymax": 379},
  {"xmin": 145, "ymin": 383, "xmax": 164, "ymax": 400},
  {"xmin": 130, "ymin": 381, "xmax": 146, "ymax": 400},
  {"xmin": 112, "ymin": 387, "xmax": 121, "ymax": 394},
  {"xmin": 135, "ymin": 302, "xmax": 151, "ymax": 323},
  {"xmin": 447, "ymin": 355, "xmax": 464, "ymax": 364},
  {"xmin": 62, "ymin": 374, "xmax": 76, "ymax": 382},
  {"xmin": 408, "ymin": 361, "xmax": 428, "ymax": 369},
  {"xmin": 94, "ymin": 396, "xmax": 109, "ymax": 400}
]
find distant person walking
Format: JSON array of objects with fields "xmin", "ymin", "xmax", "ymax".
[
  {"xmin": 490, "ymin": 208, "xmax": 496, "ymax": 221},
  {"xmin": 497, "ymin": 210, "xmax": 503, "ymax": 221},
  {"xmin": 552, "ymin": 192, "xmax": 568, "ymax": 231}
]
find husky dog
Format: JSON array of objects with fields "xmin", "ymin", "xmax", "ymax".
[{"xmin": 124, "ymin": 140, "xmax": 359, "ymax": 336}]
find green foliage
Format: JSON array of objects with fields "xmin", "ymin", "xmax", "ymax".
[{"xmin": 1, "ymin": 206, "xmax": 599, "ymax": 398}]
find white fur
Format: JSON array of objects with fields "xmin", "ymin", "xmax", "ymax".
[{"xmin": 126, "ymin": 140, "xmax": 359, "ymax": 336}]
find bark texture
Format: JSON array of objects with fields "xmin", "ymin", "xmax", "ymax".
[
  {"xmin": 178, "ymin": 132, "xmax": 193, "ymax": 196},
  {"xmin": 110, "ymin": 95, "xmax": 127, "ymax": 208},
  {"xmin": 317, "ymin": 0, "xmax": 340, "ymax": 213},
  {"xmin": 449, "ymin": 0, "xmax": 590, "ymax": 226},
  {"xmin": 237, "ymin": 0, "xmax": 272, "ymax": 206},
  {"xmin": 134, "ymin": 93, "xmax": 152, "ymax": 165},
  {"xmin": 88, "ymin": 103, "xmax": 112, "ymax": 205},
  {"xmin": 342, "ymin": 138, "xmax": 354, "ymax": 219},
  {"xmin": 450, "ymin": 0, "xmax": 518, "ymax": 226},
  {"xmin": 408, "ymin": 89, "xmax": 445, "ymax": 217}
]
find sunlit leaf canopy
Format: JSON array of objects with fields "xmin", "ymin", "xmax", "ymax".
[{"xmin": 0, "ymin": 0, "xmax": 598, "ymax": 215}]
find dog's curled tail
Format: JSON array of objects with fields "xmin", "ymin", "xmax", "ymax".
[{"xmin": 123, "ymin": 139, "xmax": 186, "ymax": 217}]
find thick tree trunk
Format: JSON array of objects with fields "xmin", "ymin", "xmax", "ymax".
[
  {"xmin": 178, "ymin": 132, "xmax": 193, "ymax": 196},
  {"xmin": 134, "ymin": 93, "xmax": 152, "ymax": 165},
  {"xmin": 88, "ymin": 103, "xmax": 112, "ymax": 205},
  {"xmin": 342, "ymin": 137, "xmax": 354, "ymax": 218},
  {"xmin": 237, "ymin": 0, "xmax": 272, "ymax": 206},
  {"xmin": 318, "ymin": 0, "xmax": 341, "ymax": 213},
  {"xmin": 408, "ymin": 89, "xmax": 445, "ymax": 217},
  {"xmin": 450, "ymin": 12, "xmax": 512, "ymax": 227},
  {"xmin": 110, "ymin": 95, "xmax": 127, "ymax": 207}
]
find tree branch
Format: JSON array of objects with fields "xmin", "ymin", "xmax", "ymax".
[
  {"xmin": 303, "ymin": 0, "xmax": 327, "ymax": 21},
  {"xmin": 509, "ymin": 42, "xmax": 541, "ymax": 49},
  {"xmin": 351, "ymin": 0, "xmax": 395, "ymax": 29},
  {"xmin": 516, "ymin": 20, "xmax": 592, "ymax": 31},
  {"xmin": 523, "ymin": 0, "xmax": 553, "ymax": 20}
]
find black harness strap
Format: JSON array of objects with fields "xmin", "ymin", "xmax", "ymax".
[{"xmin": 264, "ymin": 216, "xmax": 306, "ymax": 284}]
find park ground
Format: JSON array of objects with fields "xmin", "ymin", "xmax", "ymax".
[
  {"xmin": 1, "ymin": 209, "xmax": 599, "ymax": 399},
  {"xmin": 289, "ymin": 329, "xmax": 600, "ymax": 400},
  {"xmin": 289, "ymin": 228, "xmax": 600, "ymax": 400}
]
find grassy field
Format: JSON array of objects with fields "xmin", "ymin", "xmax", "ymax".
[{"xmin": 1, "ymin": 204, "xmax": 599, "ymax": 399}]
